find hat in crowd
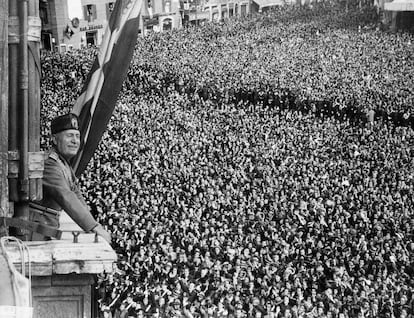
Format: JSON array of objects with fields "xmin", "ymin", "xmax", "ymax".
[{"xmin": 51, "ymin": 113, "xmax": 79, "ymax": 134}]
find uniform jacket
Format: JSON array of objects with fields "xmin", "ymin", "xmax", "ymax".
[{"xmin": 39, "ymin": 149, "xmax": 98, "ymax": 232}]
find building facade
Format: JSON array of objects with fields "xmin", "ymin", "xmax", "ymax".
[
  {"xmin": 144, "ymin": 0, "xmax": 182, "ymax": 32},
  {"xmin": 40, "ymin": 0, "xmax": 182, "ymax": 52},
  {"xmin": 39, "ymin": 0, "xmax": 291, "ymax": 52},
  {"xmin": 202, "ymin": 0, "xmax": 285, "ymax": 21},
  {"xmin": 383, "ymin": 0, "xmax": 414, "ymax": 32},
  {"xmin": 203, "ymin": 0, "xmax": 252, "ymax": 21}
]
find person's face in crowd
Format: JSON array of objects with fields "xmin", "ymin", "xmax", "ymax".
[
  {"xmin": 293, "ymin": 277, "xmax": 301, "ymax": 288},
  {"xmin": 274, "ymin": 275, "xmax": 281, "ymax": 284},
  {"xmin": 165, "ymin": 262, "xmax": 172, "ymax": 272},
  {"xmin": 234, "ymin": 308, "xmax": 243, "ymax": 318},
  {"xmin": 214, "ymin": 246, "xmax": 220, "ymax": 255},
  {"xmin": 317, "ymin": 306, "xmax": 325, "ymax": 316},
  {"xmin": 235, "ymin": 290, "xmax": 241, "ymax": 301},
  {"xmin": 283, "ymin": 295, "xmax": 289, "ymax": 306},
  {"xmin": 266, "ymin": 301, "xmax": 273, "ymax": 312},
  {"xmin": 327, "ymin": 311, "xmax": 336, "ymax": 318},
  {"xmin": 159, "ymin": 296, "xmax": 165, "ymax": 307},
  {"xmin": 188, "ymin": 304, "xmax": 197, "ymax": 314},
  {"xmin": 326, "ymin": 288, "xmax": 333, "ymax": 297},
  {"xmin": 249, "ymin": 280, "xmax": 255, "ymax": 290},
  {"xmin": 284, "ymin": 308, "xmax": 292, "ymax": 318},
  {"xmin": 273, "ymin": 254, "xmax": 280, "ymax": 263},
  {"xmin": 52, "ymin": 129, "xmax": 80, "ymax": 160},
  {"xmin": 400, "ymin": 309, "xmax": 408, "ymax": 318},
  {"xmin": 179, "ymin": 252, "xmax": 186, "ymax": 262},
  {"xmin": 173, "ymin": 301, "xmax": 180, "ymax": 309},
  {"xmin": 201, "ymin": 267, "xmax": 208, "ymax": 277},
  {"xmin": 400, "ymin": 294, "xmax": 408, "ymax": 305}
]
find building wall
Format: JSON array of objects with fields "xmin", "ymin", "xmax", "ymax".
[
  {"xmin": 40, "ymin": 0, "xmax": 183, "ymax": 52},
  {"xmin": 204, "ymin": 0, "xmax": 252, "ymax": 21},
  {"xmin": 40, "ymin": 0, "xmax": 72, "ymax": 50},
  {"xmin": 143, "ymin": 0, "xmax": 182, "ymax": 33},
  {"xmin": 61, "ymin": 0, "xmax": 111, "ymax": 50}
]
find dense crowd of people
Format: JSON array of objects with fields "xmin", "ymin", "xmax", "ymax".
[{"xmin": 40, "ymin": 3, "xmax": 414, "ymax": 318}]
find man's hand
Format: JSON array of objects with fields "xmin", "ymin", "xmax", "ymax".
[{"xmin": 93, "ymin": 224, "xmax": 112, "ymax": 243}]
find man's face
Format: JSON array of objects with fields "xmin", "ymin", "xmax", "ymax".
[{"xmin": 53, "ymin": 129, "xmax": 80, "ymax": 159}]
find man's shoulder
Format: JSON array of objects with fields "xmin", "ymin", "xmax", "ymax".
[
  {"xmin": 43, "ymin": 150, "xmax": 65, "ymax": 175},
  {"xmin": 46, "ymin": 150, "xmax": 60, "ymax": 162},
  {"xmin": 45, "ymin": 150, "xmax": 71, "ymax": 168},
  {"xmin": 44, "ymin": 150, "xmax": 69, "ymax": 175},
  {"xmin": 43, "ymin": 150, "xmax": 76, "ymax": 188}
]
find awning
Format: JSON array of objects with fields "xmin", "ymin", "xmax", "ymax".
[
  {"xmin": 253, "ymin": 0, "xmax": 283, "ymax": 8},
  {"xmin": 384, "ymin": 0, "xmax": 414, "ymax": 11}
]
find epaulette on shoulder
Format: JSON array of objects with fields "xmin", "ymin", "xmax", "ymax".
[{"xmin": 48, "ymin": 151, "xmax": 60, "ymax": 162}]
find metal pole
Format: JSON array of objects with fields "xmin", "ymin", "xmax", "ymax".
[
  {"xmin": 19, "ymin": 0, "xmax": 29, "ymax": 200},
  {"xmin": 0, "ymin": 0, "xmax": 9, "ymax": 237},
  {"xmin": 8, "ymin": 0, "xmax": 18, "ymax": 202},
  {"xmin": 13, "ymin": 0, "xmax": 29, "ymax": 240}
]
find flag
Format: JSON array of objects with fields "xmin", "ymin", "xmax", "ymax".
[{"xmin": 71, "ymin": 0, "xmax": 143, "ymax": 177}]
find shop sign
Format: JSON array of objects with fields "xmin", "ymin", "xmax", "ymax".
[{"xmin": 80, "ymin": 24, "xmax": 104, "ymax": 32}]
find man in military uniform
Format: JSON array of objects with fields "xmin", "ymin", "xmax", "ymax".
[{"xmin": 30, "ymin": 113, "xmax": 111, "ymax": 242}]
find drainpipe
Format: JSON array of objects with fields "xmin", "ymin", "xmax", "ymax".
[
  {"xmin": 8, "ymin": 0, "xmax": 18, "ymax": 202},
  {"xmin": 12, "ymin": 0, "xmax": 29, "ymax": 240},
  {"xmin": 19, "ymin": 0, "xmax": 29, "ymax": 201}
]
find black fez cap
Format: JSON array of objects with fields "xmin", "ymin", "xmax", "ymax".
[{"xmin": 51, "ymin": 113, "xmax": 79, "ymax": 134}]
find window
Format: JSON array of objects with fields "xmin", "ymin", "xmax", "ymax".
[
  {"xmin": 41, "ymin": 32, "xmax": 52, "ymax": 50},
  {"xmin": 86, "ymin": 31, "xmax": 97, "ymax": 46},
  {"xmin": 84, "ymin": 4, "xmax": 97, "ymax": 22},
  {"xmin": 163, "ymin": 18, "xmax": 172, "ymax": 30},
  {"xmin": 39, "ymin": 2, "xmax": 48, "ymax": 25},
  {"xmin": 164, "ymin": 0, "xmax": 171, "ymax": 13},
  {"xmin": 147, "ymin": 0, "xmax": 154, "ymax": 17},
  {"xmin": 106, "ymin": 2, "xmax": 115, "ymax": 19}
]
